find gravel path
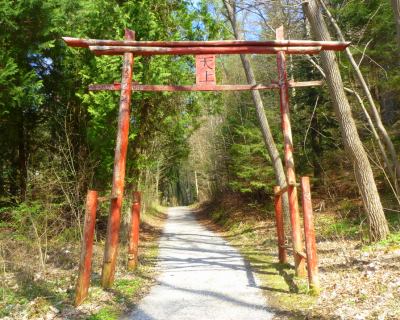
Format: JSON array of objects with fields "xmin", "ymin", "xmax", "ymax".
[{"xmin": 126, "ymin": 207, "xmax": 273, "ymax": 320}]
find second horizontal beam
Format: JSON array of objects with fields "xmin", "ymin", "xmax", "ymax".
[
  {"xmin": 88, "ymin": 81, "xmax": 324, "ymax": 92},
  {"xmin": 89, "ymin": 45, "xmax": 323, "ymax": 56}
]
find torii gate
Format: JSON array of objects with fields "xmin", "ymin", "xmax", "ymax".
[{"xmin": 65, "ymin": 27, "xmax": 349, "ymax": 304}]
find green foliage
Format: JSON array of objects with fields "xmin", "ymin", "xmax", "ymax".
[
  {"xmin": 0, "ymin": 201, "xmax": 59, "ymax": 243},
  {"xmin": 228, "ymin": 124, "xmax": 275, "ymax": 194},
  {"xmin": 331, "ymin": 0, "xmax": 400, "ymax": 118},
  {"xmin": 0, "ymin": 0, "xmax": 221, "ymax": 211}
]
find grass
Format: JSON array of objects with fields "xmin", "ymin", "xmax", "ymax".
[
  {"xmin": 86, "ymin": 206, "xmax": 165, "ymax": 319},
  {"xmin": 87, "ymin": 306, "xmax": 120, "ymax": 320},
  {"xmin": 362, "ymin": 230, "xmax": 400, "ymax": 253},
  {"xmin": 316, "ymin": 213, "xmax": 364, "ymax": 239},
  {"xmin": 226, "ymin": 225, "xmax": 316, "ymax": 318},
  {"xmin": 0, "ymin": 204, "xmax": 166, "ymax": 319}
]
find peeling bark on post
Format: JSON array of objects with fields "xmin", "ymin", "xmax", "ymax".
[
  {"xmin": 101, "ymin": 29, "xmax": 135, "ymax": 288},
  {"xmin": 276, "ymin": 26, "xmax": 306, "ymax": 277},
  {"xmin": 300, "ymin": 177, "xmax": 320, "ymax": 295},
  {"xmin": 128, "ymin": 191, "xmax": 141, "ymax": 270},
  {"xmin": 75, "ymin": 190, "xmax": 98, "ymax": 306}
]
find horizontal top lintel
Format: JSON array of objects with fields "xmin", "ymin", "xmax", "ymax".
[{"xmin": 62, "ymin": 37, "xmax": 350, "ymax": 51}]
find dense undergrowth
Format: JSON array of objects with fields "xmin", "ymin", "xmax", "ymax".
[
  {"xmin": 196, "ymin": 192, "xmax": 400, "ymax": 320},
  {"xmin": 0, "ymin": 205, "xmax": 166, "ymax": 320}
]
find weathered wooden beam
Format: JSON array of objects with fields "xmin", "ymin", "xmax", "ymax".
[
  {"xmin": 88, "ymin": 81, "xmax": 323, "ymax": 92},
  {"xmin": 279, "ymin": 245, "xmax": 307, "ymax": 259},
  {"xmin": 101, "ymin": 29, "xmax": 135, "ymax": 289},
  {"xmin": 301, "ymin": 176, "xmax": 320, "ymax": 295},
  {"xmin": 274, "ymin": 186, "xmax": 288, "ymax": 264},
  {"xmin": 273, "ymin": 182, "xmax": 301, "ymax": 196},
  {"xmin": 63, "ymin": 37, "xmax": 350, "ymax": 50},
  {"xmin": 89, "ymin": 83, "xmax": 278, "ymax": 91},
  {"xmin": 75, "ymin": 190, "xmax": 98, "ymax": 306},
  {"xmin": 88, "ymin": 45, "xmax": 323, "ymax": 56},
  {"xmin": 276, "ymin": 26, "xmax": 306, "ymax": 278},
  {"xmin": 127, "ymin": 191, "xmax": 141, "ymax": 271}
]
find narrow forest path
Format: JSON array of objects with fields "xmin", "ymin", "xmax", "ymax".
[{"xmin": 125, "ymin": 207, "xmax": 273, "ymax": 320}]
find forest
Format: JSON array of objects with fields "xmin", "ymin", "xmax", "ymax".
[{"xmin": 1, "ymin": 0, "xmax": 400, "ymax": 319}]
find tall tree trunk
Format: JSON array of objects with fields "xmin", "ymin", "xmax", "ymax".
[
  {"xmin": 319, "ymin": 0, "xmax": 400, "ymax": 195},
  {"xmin": 223, "ymin": 0, "xmax": 289, "ymax": 218},
  {"xmin": 303, "ymin": 0, "xmax": 389, "ymax": 241},
  {"xmin": 392, "ymin": 0, "xmax": 400, "ymax": 49}
]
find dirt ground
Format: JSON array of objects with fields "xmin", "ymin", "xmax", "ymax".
[
  {"xmin": 2, "ymin": 197, "xmax": 398, "ymax": 320},
  {"xmin": 0, "ymin": 208, "xmax": 166, "ymax": 320}
]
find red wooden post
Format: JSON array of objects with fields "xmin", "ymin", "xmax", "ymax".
[
  {"xmin": 274, "ymin": 186, "xmax": 288, "ymax": 264},
  {"xmin": 128, "ymin": 191, "xmax": 141, "ymax": 270},
  {"xmin": 75, "ymin": 190, "xmax": 98, "ymax": 306},
  {"xmin": 301, "ymin": 177, "xmax": 320, "ymax": 294},
  {"xmin": 101, "ymin": 29, "xmax": 135, "ymax": 288},
  {"xmin": 276, "ymin": 26, "xmax": 306, "ymax": 277}
]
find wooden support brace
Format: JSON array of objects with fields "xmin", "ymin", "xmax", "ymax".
[
  {"xmin": 273, "ymin": 182, "xmax": 300, "ymax": 196},
  {"xmin": 97, "ymin": 195, "xmax": 118, "ymax": 202},
  {"xmin": 279, "ymin": 245, "xmax": 307, "ymax": 259}
]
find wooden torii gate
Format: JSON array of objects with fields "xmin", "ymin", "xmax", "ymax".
[{"xmin": 65, "ymin": 27, "xmax": 349, "ymax": 303}]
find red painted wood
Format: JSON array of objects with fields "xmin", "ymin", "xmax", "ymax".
[
  {"xmin": 276, "ymin": 26, "xmax": 306, "ymax": 277},
  {"xmin": 128, "ymin": 191, "xmax": 141, "ymax": 270},
  {"xmin": 63, "ymin": 37, "xmax": 350, "ymax": 50},
  {"xmin": 274, "ymin": 186, "xmax": 288, "ymax": 264},
  {"xmin": 89, "ymin": 45, "xmax": 322, "ymax": 56},
  {"xmin": 88, "ymin": 81, "xmax": 323, "ymax": 92},
  {"xmin": 301, "ymin": 177, "xmax": 320, "ymax": 294},
  {"xmin": 75, "ymin": 190, "xmax": 98, "ymax": 306},
  {"xmin": 101, "ymin": 29, "xmax": 135, "ymax": 289}
]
